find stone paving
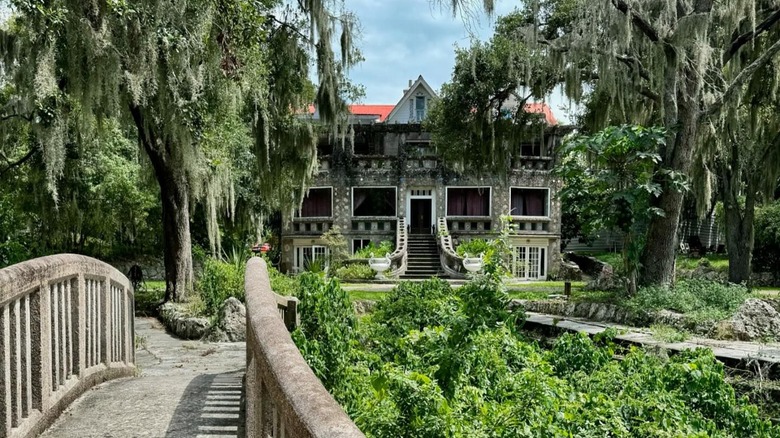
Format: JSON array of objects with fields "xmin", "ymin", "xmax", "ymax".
[
  {"xmin": 41, "ymin": 317, "xmax": 246, "ymax": 438},
  {"xmin": 525, "ymin": 312, "xmax": 780, "ymax": 367}
]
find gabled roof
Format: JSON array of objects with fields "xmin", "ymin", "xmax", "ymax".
[
  {"xmin": 306, "ymin": 104, "xmax": 395, "ymax": 122},
  {"xmin": 384, "ymin": 75, "xmax": 438, "ymax": 123}
]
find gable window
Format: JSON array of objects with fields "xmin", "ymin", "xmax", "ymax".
[
  {"xmin": 446, "ymin": 187, "xmax": 491, "ymax": 217},
  {"xmin": 352, "ymin": 187, "xmax": 397, "ymax": 217},
  {"xmin": 510, "ymin": 188, "xmax": 548, "ymax": 217},
  {"xmin": 298, "ymin": 188, "xmax": 332, "ymax": 217},
  {"xmin": 415, "ymin": 95, "xmax": 426, "ymax": 121}
]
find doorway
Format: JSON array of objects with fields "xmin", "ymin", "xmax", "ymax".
[{"xmin": 410, "ymin": 199, "xmax": 432, "ymax": 234}]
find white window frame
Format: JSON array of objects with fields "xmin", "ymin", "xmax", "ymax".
[
  {"xmin": 296, "ymin": 186, "xmax": 334, "ymax": 218},
  {"xmin": 512, "ymin": 245, "xmax": 547, "ymax": 280},
  {"xmin": 415, "ymin": 95, "xmax": 426, "ymax": 121},
  {"xmin": 293, "ymin": 245, "xmax": 329, "ymax": 271},
  {"xmin": 352, "ymin": 239, "xmax": 372, "ymax": 255},
  {"xmin": 509, "ymin": 186, "xmax": 550, "ymax": 219},
  {"xmin": 444, "ymin": 186, "xmax": 492, "ymax": 218},
  {"xmin": 351, "ymin": 186, "xmax": 398, "ymax": 218}
]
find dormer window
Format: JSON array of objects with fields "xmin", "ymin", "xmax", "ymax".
[{"xmin": 415, "ymin": 95, "xmax": 426, "ymax": 121}]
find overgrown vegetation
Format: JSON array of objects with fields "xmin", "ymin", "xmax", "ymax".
[
  {"xmin": 335, "ymin": 263, "xmax": 376, "ymax": 281},
  {"xmin": 196, "ymin": 251, "xmax": 248, "ymax": 318},
  {"xmin": 455, "ymin": 238, "xmax": 490, "ymax": 257},
  {"xmin": 353, "ymin": 241, "xmax": 394, "ymax": 258},
  {"xmin": 625, "ymin": 279, "xmax": 751, "ymax": 324},
  {"xmin": 293, "ymin": 274, "xmax": 779, "ymax": 437}
]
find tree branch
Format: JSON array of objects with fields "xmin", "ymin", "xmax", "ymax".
[
  {"xmin": 611, "ymin": 0, "xmax": 661, "ymax": 42},
  {"xmin": 0, "ymin": 112, "xmax": 33, "ymax": 123},
  {"xmin": 0, "ymin": 147, "xmax": 37, "ymax": 179},
  {"xmin": 723, "ymin": 8, "xmax": 780, "ymax": 65},
  {"xmin": 705, "ymin": 37, "xmax": 780, "ymax": 118}
]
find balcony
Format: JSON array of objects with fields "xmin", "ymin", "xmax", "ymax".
[
  {"xmin": 351, "ymin": 218, "xmax": 397, "ymax": 234},
  {"xmin": 291, "ymin": 218, "xmax": 333, "ymax": 235},
  {"xmin": 446, "ymin": 217, "xmax": 493, "ymax": 234},
  {"xmin": 511, "ymin": 216, "xmax": 552, "ymax": 233},
  {"xmin": 511, "ymin": 156, "xmax": 554, "ymax": 171}
]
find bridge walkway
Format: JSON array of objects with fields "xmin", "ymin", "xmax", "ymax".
[{"xmin": 40, "ymin": 317, "xmax": 246, "ymax": 438}]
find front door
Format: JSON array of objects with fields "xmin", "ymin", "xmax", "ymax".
[{"xmin": 410, "ymin": 199, "xmax": 432, "ymax": 234}]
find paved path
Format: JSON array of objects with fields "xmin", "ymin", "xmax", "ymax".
[
  {"xmin": 41, "ymin": 317, "xmax": 246, "ymax": 438},
  {"xmin": 525, "ymin": 312, "xmax": 780, "ymax": 367}
]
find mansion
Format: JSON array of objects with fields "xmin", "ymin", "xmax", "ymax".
[{"xmin": 280, "ymin": 76, "xmax": 570, "ymax": 280}]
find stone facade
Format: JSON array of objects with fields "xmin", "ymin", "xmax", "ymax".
[{"xmin": 282, "ymin": 76, "xmax": 568, "ymax": 279}]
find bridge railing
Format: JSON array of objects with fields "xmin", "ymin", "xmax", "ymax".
[
  {"xmin": 245, "ymin": 257, "xmax": 364, "ymax": 438},
  {"xmin": 0, "ymin": 254, "xmax": 135, "ymax": 438}
]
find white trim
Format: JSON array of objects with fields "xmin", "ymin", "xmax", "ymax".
[
  {"xmin": 296, "ymin": 186, "xmax": 334, "ymax": 219},
  {"xmin": 406, "ymin": 188, "xmax": 437, "ymax": 231},
  {"xmin": 385, "ymin": 75, "xmax": 438, "ymax": 123},
  {"xmin": 444, "ymin": 186, "xmax": 492, "ymax": 218},
  {"xmin": 509, "ymin": 186, "xmax": 550, "ymax": 218},
  {"xmin": 351, "ymin": 186, "xmax": 398, "ymax": 218}
]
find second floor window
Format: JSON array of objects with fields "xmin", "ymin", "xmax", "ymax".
[
  {"xmin": 415, "ymin": 95, "xmax": 426, "ymax": 121},
  {"xmin": 298, "ymin": 188, "xmax": 332, "ymax": 217},
  {"xmin": 510, "ymin": 188, "xmax": 548, "ymax": 217}
]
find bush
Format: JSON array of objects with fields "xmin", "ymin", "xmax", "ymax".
[
  {"xmin": 754, "ymin": 201, "xmax": 780, "ymax": 273},
  {"xmin": 455, "ymin": 238, "xmax": 490, "ymax": 257},
  {"xmin": 353, "ymin": 240, "xmax": 394, "ymax": 258},
  {"xmin": 626, "ymin": 279, "xmax": 750, "ymax": 322},
  {"xmin": 335, "ymin": 263, "xmax": 376, "ymax": 281},
  {"xmin": 196, "ymin": 254, "xmax": 246, "ymax": 317}
]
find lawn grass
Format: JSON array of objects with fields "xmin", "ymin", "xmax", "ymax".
[
  {"xmin": 134, "ymin": 280, "xmax": 165, "ymax": 315},
  {"xmin": 348, "ymin": 290, "xmax": 388, "ymax": 301},
  {"xmin": 587, "ymin": 251, "xmax": 730, "ymax": 273}
]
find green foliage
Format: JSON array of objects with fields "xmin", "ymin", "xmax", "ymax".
[
  {"xmin": 196, "ymin": 252, "xmax": 247, "ymax": 318},
  {"xmin": 753, "ymin": 201, "xmax": 780, "ymax": 273},
  {"xmin": 335, "ymin": 263, "xmax": 376, "ymax": 281},
  {"xmin": 626, "ymin": 279, "xmax": 750, "ymax": 323},
  {"xmin": 293, "ymin": 272, "xmax": 777, "ymax": 437},
  {"xmin": 267, "ymin": 262, "xmax": 300, "ymax": 298},
  {"xmin": 322, "ymin": 226, "xmax": 349, "ymax": 271},
  {"xmin": 557, "ymin": 126, "xmax": 686, "ymax": 293},
  {"xmin": 650, "ymin": 324, "xmax": 690, "ymax": 343},
  {"xmin": 455, "ymin": 238, "xmax": 490, "ymax": 257},
  {"xmin": 353, "ymin": 240, "xmax": 394, "ymax": 258}
]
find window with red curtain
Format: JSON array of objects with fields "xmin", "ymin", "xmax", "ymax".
[
  {"xmin": 510, "ymin": 188, "xmax": 548, "ymax": 216},
  {"xmin": 299, "ymin": 188, "xmax": 332, "ymax": 217},
  {"xmin": 447, "ymin": 188, "xmax": 490, "ymax": 216}
]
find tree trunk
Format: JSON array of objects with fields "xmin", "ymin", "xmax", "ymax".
[
  {"xmin": 129, "ymin": 105, "xmax": 194, "ymax": 302},
  {"xmin": 639, "ymin": 59, "xmax": 702, "ymax": 287},
  {"xmin": 719, "ymin": 141, "xmax": 756, "ymax": 285}
]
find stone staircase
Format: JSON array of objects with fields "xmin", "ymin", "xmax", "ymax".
[{"xmin": 401, "ymin": 234, "xmax": 444, "ymax": 279}]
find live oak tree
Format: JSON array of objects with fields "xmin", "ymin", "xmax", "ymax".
[
  {"xmin": 1, "ymin": 0, "xmax": 356, "ymax": 301},
  {"xmin": 452, "ymin": 0, "xmax": 780, "ymax": 286}
]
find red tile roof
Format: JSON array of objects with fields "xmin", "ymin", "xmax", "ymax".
[
  {"xmin": 348, "ymin": 105, "xmax": 395, "ymax": 122},
  {"xmin": 524, "ymin": 103, "xmax": 558, "ymax": 126}
]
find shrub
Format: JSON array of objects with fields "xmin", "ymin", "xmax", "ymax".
[
  {"xmin": 335, "ymin": 263, "xmax": 376, "ymax": 281},
  {"xmin": 626, "ymin": 279, "xmax": 749, "ymax": 322},
  {"xmin": 353, "ymin": 240, "xmax": 394, "ymax": 258},
  {"xmin": 455, "ymin": 238, "xmax": 490, "ymax": 257},
  {"xmin": 754, "ymin": 201, "xmax": 780, "ymax": 273},
  {"xmin": 197, "ymin": 255, "xmax": 246, "ymax": 317}
]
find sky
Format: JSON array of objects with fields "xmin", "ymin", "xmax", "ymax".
[{"xmin": 345, "ymin": 0, "xmax": 575, "ymax": 124}]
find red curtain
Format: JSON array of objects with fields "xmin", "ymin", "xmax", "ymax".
[
  {"xmin": 300, "ymin": 188, "xmax": 332, "ymax": 217},
  {"xmin": 448, "ymin": 188, "xmax": 489, "ymax": 216}
]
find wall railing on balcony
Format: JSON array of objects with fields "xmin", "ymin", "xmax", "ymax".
[
  {"xmin": 511, "ymin": 156, "xmax": 554, "ymax": 171},
  {"xmin": 510, "ymin": 216, "xmax": 552, "ymax": 233},
  {"xmin": 291, "ymin": 218, "xmax": 333, "ymax": 235},
  {"xmin": 436, "ymin": 218, "xmax": 466, "ymax": 279},
  {"xmin": 350, "ymin": 218, "xmax": 396, "ymax": 234},
  {"xmin": 446, "ymin": 217, "xmax": 493, "ymax": 234}
]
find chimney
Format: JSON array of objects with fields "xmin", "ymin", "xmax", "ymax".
[
  {"xmin": 408, "ymin": 79, "xmax": 413, "ymax": 88},
  {"xmin": 403, "ymin": 79, "xmax": 413, "ymax": 94}
]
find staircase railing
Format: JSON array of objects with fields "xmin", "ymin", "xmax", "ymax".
[
  {"xmin": 244, "ymin": 257, "xmax": 365, "ymax": 438},
  {"xmin": 436, "ymin": 218, "xmax": 466, "ymax": 279},
  {"xmin": 386, "ymin": 217, "xmax": 408, "ymax": 278},
  {"xmin": 0, "ymin": 254, "xmax": 135, "ymax": 438}
]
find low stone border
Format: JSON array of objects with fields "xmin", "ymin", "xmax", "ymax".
[{"xmin": 158, "ymin": 302, "xmax": 210, "ymax": 340}]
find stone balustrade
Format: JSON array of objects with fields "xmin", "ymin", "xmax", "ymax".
[
  {"xmin": 350, "ymin": 218, "xmax": 396, "ymax": 234},
  {"xmin": 386, "ymin": 217, "xmax": 408, "ymax": 277},
  {"xmin": 446, "ymin": 217, "xmax": 493, "ymax": 234},
  {"xmin": 437, "ymin": 218, "xmax": 466, "ymax": 279},
  {"xmin": 0, "ymin": 254, "xmax": 135, "ymax": 438},
  {"xmin": 291, "ymin": 218, "xmax": 333, "ymax": 235},
  {"xmin": 244, "ymin": 257, "xmax": 365, "ymax": 438},
  {"xmin": 511, "ymin": 216, "xmax": 552, "ymax": 233},
  {"xmin": 511, "ymin": 155, "xmax": 554, "ymax": 171}
]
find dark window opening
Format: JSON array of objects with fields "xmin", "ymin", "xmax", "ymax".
[
  {"xmin": 520, "ymin": 142, "xmax": 542, "ymax": 156},
  {"xmin": 353, "ymin": 239, "xmax": 371, "ymax": 254},
  {"xmin": 353, "ymin": 188, "xmax": 396, "ymax": 217},
  {"xmin": 298, "ymin": 188, "xmax": 332, "ymax": 217},
  {"xmin": 447, "ymin": 188, "xmax": 490, "ymax": 216},
  {"xmin": 511, "ymin": 188, "xmax": 548, "ymax": 216}
]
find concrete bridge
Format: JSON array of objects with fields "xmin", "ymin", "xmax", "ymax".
[{"xmin": 0, "ymin": 255, "xmax": 364, "ymax": 438}]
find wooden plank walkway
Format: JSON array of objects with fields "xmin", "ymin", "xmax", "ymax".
[{"xmin": 525, "ymin": 312, "xmax": 780, "ymax": 368}]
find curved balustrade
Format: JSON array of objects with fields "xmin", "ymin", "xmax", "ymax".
[
  {"xmin": 436, "ymin": 218, "xmax": 466, "ymax": 279},
  {"xmin": 385, "ymin": 217, "xmax": 408, "ymax": 277},
  {"xmin": 0, "ymin": 254, "xmax": 135, "ymax": 438},
  {"xmin": 245, "ymin": 257, "xmax": 365, "ymax": 438}
]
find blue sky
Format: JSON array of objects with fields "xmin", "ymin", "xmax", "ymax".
[{"xmin": 345, "ymin": 0, "xmax": 574, "ymax": 123}]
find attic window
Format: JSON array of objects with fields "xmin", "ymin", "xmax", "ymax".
[{"xmin": 415, "ymin": 95, "xmax": 426, "ymax": 121}]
